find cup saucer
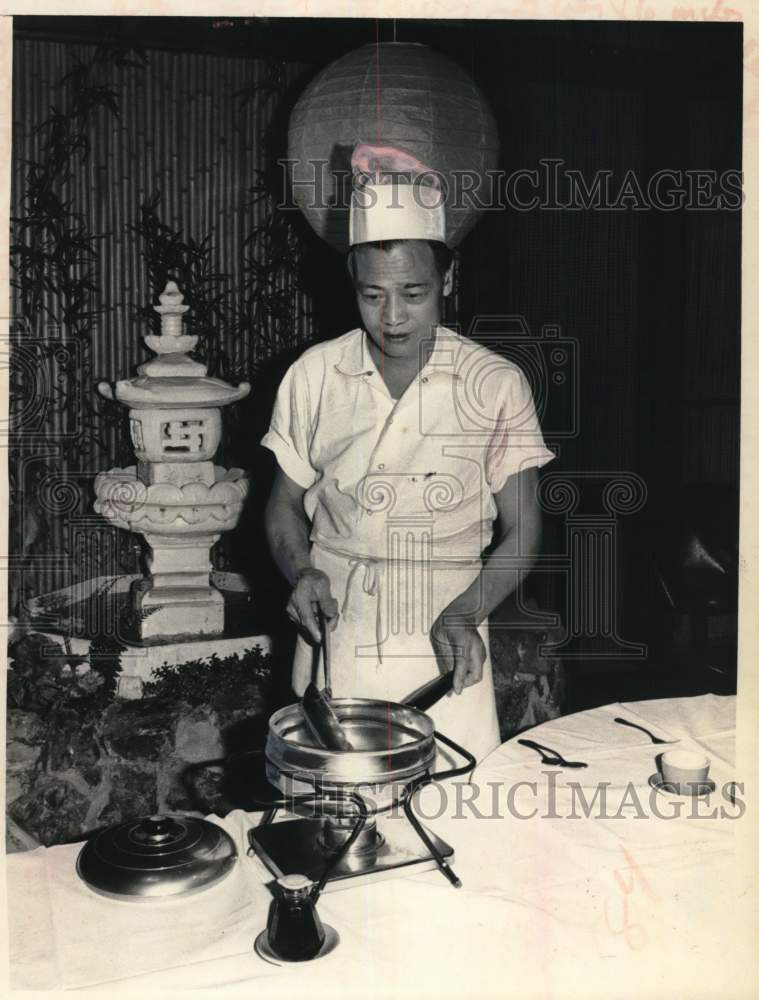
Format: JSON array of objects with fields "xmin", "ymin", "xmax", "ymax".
[{"xmin": 648, "ymin": 772, "xmax": 716, "ymax": 799}]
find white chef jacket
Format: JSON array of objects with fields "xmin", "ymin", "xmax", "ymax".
[{"xmin": 262, "ymin": 325, "xmax": 554, "ymax": 763}]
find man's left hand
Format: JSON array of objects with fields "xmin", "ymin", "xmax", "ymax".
[{"xmin": 430, "ymin": 608, "xmax": 486, "ymax": 695}]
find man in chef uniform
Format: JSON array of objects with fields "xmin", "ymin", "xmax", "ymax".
[{"xmin": 262, "ymin": 146, "xmax": 554, "ymax": 763}]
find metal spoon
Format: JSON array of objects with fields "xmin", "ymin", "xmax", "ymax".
[
  {"xmin": 517, "ymin": 738, "xmax": 588, "ymax": 768},
  {"xmin": 613, "ymin": 716, "xmax": 677, "ymax": 745},
  {"xmin": 301, "ymin": 612, "xmax": 353, "ymax": 751}
]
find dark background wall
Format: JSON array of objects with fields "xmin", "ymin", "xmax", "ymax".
[{"xmin": 10, "ymin": 18, "xmax": 741, "ymax": 662}]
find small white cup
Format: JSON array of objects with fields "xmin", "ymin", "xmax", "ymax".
[{"xmin": 660, "ymin": 750, "xmax": 711, "ymax": 793}]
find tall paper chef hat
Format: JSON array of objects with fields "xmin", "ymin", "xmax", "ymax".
[{"xmin": 349, "ymin": 144, "xmax": 446, "ymax": 247}]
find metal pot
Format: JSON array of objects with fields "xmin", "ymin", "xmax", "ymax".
[{"xmin": 265, "ymin": 698, "xmax": 437, "ymax": 810}]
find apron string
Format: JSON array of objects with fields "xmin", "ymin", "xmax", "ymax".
[{"xmin": 340, "ymin": 556, "xmax": 385, "ymax": 663}]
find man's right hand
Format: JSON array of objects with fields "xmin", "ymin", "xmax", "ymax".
[{"xmin": 286, "ymin": 568, "xmax": 339, "ymax": 643}]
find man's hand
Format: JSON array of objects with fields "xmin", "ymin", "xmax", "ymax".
[
  {"xmin": 286, "ymin": 568, "xmax": 339, "ymax": 643},
  {"xmin": 427, "ymin": 468, "xmax": 543, "ymax": 695},
  {"xmin": 430, "ymin": 607, "xmax": 486, "ymax": 695}
]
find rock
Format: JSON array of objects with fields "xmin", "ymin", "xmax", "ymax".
[
  {"xmin": 103, "ymin": 700, "xmax": 176, "ymax": 761},
  {"xmin": 174, "ymin": 706, "xmax": 224, "ymax": 764},
  {"xmin": 98, "ymin": 763, "xmax": 158, "ymax": 826},
  {"xmin": 47, "ymin": 722, "xmax": 100, "ymax": 773},
  {"xmin": 6, "ymin": 769, "xmax": 33, "ymax": 805},
  {"xmin": 83, "ymin": 765, "xmax": 102, "ymax": 787},
  {"xmin": 7, "ymin": 740, "xmax": 41, "ymax": 770},
  {"xmin": 9, "ymin": 777, "xmax": 90, "ymax": 846},
  {"xmin": 72, "ymin": 727, "xmax": 100, "ymax": 770},
  {"xmin": 6, "ymin": 815, "xmax": 42, "ymax": 853},
  {"xmin": 6, "ymin": 716, "xmax": 44, "ymax": 802},
  {"xmin": 162, "ymin": 766, "xmax": 195, "ymax": 813},
  {"xmin": 4, "ymin": 656, "xmax": 278, "ymax": 848},
  {"xmin": 7, "ymin": 709, "xmax": 45, "ymax": 745},
  {"xmin": 165, "ymin": 762, "xmax": 228, "ymax": 815},
  {"xmin": 117, "ymin": 675, "xmax": 144, "ymax": 700}
]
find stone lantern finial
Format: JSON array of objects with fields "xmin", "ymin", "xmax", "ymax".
[
  {"xmin": 153, "ymin": 281, "xmax": 190, "ymax": 339},
  {"xmin": 142, "ymin": 281, "xmax": 200, "ymax": 372}
]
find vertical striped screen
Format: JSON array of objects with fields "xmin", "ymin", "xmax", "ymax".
[{"xmin": 11, "ymin": 38, "xmax": 313, "ymax": 599}]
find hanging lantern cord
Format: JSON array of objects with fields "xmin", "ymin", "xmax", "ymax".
[{"xmin": 393, "ymin": 19, "xmax": 397, "ymax": 43}]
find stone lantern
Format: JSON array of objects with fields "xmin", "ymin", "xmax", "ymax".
[{"xmin": 95, "ymin": 282, "xmax": 250, "ymax": 640}]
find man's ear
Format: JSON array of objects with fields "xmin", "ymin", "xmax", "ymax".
[{"xmin": 442, "ymin": 257, "xmax": 455, "ymax": 297}]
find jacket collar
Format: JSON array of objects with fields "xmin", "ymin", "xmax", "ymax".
[
  {"xmin": 334, "ymin": 326, "xmax": 460, "ymax": 377},
  {"xmin": 334, "ymin": 329, "xmax": 375, "ymax": 376}
]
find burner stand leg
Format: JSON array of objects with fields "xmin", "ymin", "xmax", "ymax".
[{"xmin": 402, "ymin": 786, "xmax": 462, "ymax": 889}]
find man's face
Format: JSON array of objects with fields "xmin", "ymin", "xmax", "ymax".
[{"xmin": 351, "ymin": 241, "xmax": 453, "ymax": 362}]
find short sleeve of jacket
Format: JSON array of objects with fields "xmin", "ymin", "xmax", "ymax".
[
  {"xmin": 485, "ymin": 366, "xmax": 555, "ymax": 493},
  {"xmin": 260, "ymin": 358, "xmax": 318, "ymax": 490}
]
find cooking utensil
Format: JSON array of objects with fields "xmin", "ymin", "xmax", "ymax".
[
  {"xmin": 401, "ymin": 671, "xmax": 455, "ymax": 712},
  {"xmin": 517, "ymin": 738, "xmax": 588, "ymax": 768},
  {"xmin": 322, "ymin": 608, "xmax": 333, "ymax": 691},
  {"xmin": 76, "ymin": 814, "xmax": 237, "ymax": 900},
  {"xmin": 301, "ymin": 611, "xmax": 353, "ymax": 751},
  {"xmin": 251, "ymin": 699, "xmax": 475, "ymax": 892},
  {"xmin": 613, "ymin": 716, "xmax": 676, "ymax": 745},
  {"xmin": 302, "ymin": 686, "xmax": 354, "ymax": 751}
]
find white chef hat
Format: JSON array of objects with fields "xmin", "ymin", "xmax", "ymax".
[{"xmin": 349, "ymin": 143, "xmax": 446, "ymax": 247}]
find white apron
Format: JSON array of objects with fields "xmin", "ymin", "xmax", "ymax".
[
  {"xmin": 292, "ymin": 541, "xmax": 501, "ymax": 767},
  {"xmin": 262, "ymin": 328, "xmax": 554, "ymax": 769}
]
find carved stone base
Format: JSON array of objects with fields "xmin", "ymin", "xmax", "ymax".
[
  {"xmin": 132, "ymin": 532, "xmax": 226, "ymax": 640},
  {"xmin": 133, "ymin": 578, "xmax": 224, "ymax": 641}
]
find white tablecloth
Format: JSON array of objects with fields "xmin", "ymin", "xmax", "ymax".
[{"xmin": 6, "ymin": 694, "xmax": 755, "ymax": 997}]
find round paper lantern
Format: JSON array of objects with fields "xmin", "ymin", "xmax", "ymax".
[{"xmin": 288, "ymin": 43, "xmax": 499, "ymax": 252}]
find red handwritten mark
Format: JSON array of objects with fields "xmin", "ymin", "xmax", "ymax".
[
  {"xmin": 594, "ymin": 0, "xmax": 743, "ymax": 19},
  {"xmin": 614, "ymin": 845, "xmax": 660, "ymax": 902},
  {"xmin": 603, "ymin": 845, "xmax": 660, "ymax": 951},
  {"xmin": 669, "ymin": 0, "xmax": 743, "ymax": 18},
  {"xmin": 607, "ymin": 0, "xmax": 658, "ymax": 19}
]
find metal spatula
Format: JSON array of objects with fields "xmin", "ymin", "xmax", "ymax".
[{"xmin": 301, "ymin": 610, "xmax": 353, "ymax": 751}]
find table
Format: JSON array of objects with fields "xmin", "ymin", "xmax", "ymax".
[{"xmin": 6, "ymin": 694, "xmax": 753, "ymax": 997}]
